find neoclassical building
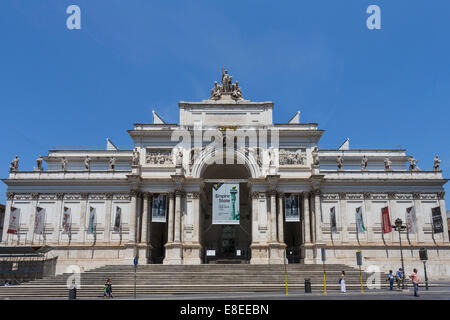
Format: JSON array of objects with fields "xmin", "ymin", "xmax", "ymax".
[{"xmin": 2, "ymin": 71, "xmax": 449, "ymax": 278}]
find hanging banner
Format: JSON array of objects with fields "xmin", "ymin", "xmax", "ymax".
[
  {"xmin": 62, "ymin": 207, "xmax": 71, "ymax": 232},
  {"xmin": 114, "ymin": 206, "xmax": 122, "ymax": 232},
  {"xmin": 330, "ymin": 206, "xmax": 338, "ymax": 233},
  {"xmin": 284, "ymin": 194, "xmax": 300, "ymax": 222},
  {"xmin": 356, "ymin": 206, "xmax": 366, "ymax": 233},
  {"xmin": 7, "ymin": 207, "xmax": 20, "ymax": 235},
  {"xmin": 406, "ymin": 206, "xmax": 417, "ymax": 234},
  {"xmin": 152, "ymin": 194, "xmax": 167, "ymax": 223},
  {"xmin": 431, "ymin": 206, "xmax": 444, "ymax": 234},
  {"xmin": 212, "ymin": 182, "xmax": 240, "ymax": 225},
  {"xmin": 88, "ymin": 206, "xmax": 96, "ymax": 234},
  {"xmin": 34, "ymin": 207, "xmax": 45, "ymax": 235},
  {"xmin": 381, "ymin": 206, "xmax": 392, "ymax": 234}
]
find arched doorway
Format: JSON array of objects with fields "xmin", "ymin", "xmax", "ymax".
[{"xmin": 200, "ymin": 164, "xmax": 252, "ymax": 263}]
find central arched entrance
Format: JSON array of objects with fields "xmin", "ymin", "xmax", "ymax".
[{"xmin": 200, "ymin": 164, "xmax": 252, "ymax": 263}]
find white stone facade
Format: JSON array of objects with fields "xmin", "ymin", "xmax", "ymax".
[{"xmin": 2, "ymin": 74, "xmax": 449, "ymax": 279}]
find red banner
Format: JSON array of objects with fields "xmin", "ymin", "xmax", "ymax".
[{"xmin": 381, "ymin": 206, "xmax": 392, "ymax": 234}]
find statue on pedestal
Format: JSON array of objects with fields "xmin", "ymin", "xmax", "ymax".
[
  {"xmin": 210, "ymin": 81, "xmax": 222, "ymax": 100},
  {"xmin": 361, "ymin": 155, "xmax": 368, "ymax": 171},
  {"xmin": 384, "ymin": 157, "xmax": 391, "ymax": 171},
  {"xmin": 312, "ymin": 146, "xmax": 320, "ymax": 166},
  {"xmin": 36, "ymin": 155, "xmax": 43, "ymax": 171},
  {"xmin": 336, "ymin": 155, "xmax": 344, "ymax": 171},
  {"xmin": 9, "ymin": 156, "xmax": 19, "ymax": 173},
  {"xmin": 433, "ymin": 155, "xmax": 441, "ymax": 172},
  {"xmin": 208, "ymin": 68, "xmax": 244, "ymax": 101},
  {"xmin": 84, "ymin": 156, "xmax": 91, "ymax": 171},
  {"xmin": 132, "ymin": 148, "xmax": 140, "ymax": 166},
  {"xmin": 409, "ymin": 157, "xmax": 419, "ymax": 171},
  {"xmin": 109, "ymin": 157, "xmax": 116, "ymax": 171},
  {"xmin": 176, "ymin": 148, "xmax": 183, "ymax": 167},
  {"xmin": 61, "ymin": 157, "xmax": 68, "ymax": 172}
]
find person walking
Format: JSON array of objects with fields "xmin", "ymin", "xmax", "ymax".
[
  {"xmin": 387, "ymin": 270, "xmax": 394, "ymax": 291},
  {"xmin": 409, "ymin": 269, "xmax": 420, "ymax": 297},
  {"xmin": 106, "ymin": 278, "xmax": 113, "ymax": 298},
  {"xmin": 103, "ymin": 280, "xmax": 108, "ymax": 298},
  {"xmin": 395, "ymin": 268, "xmax": 403, "ymax": 290},
  {"xmin": 339, "ymin": 271, "xmax": 346, "ymax": 293}
]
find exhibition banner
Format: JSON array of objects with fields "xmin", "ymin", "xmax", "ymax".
[
  {"xmin": 34, "ymin": 207, "xmax": 45, "ymax": 235},
  {"xmin": 212, "ymin": 183, "xmax": 240, "ymax": 225},
  {"xmin": 356, "ymin": 206, "xmax": 366, "ymax": 233},
  {"xmin": 62, "ymin": 207, "xmax": 71, "ymax": 232},
  {"xmin": 7, "ymin": 207, "xmax": 20, "ymax": 235},
  {"xmin": 114, "ymin": 206, "xmax": 122, "ymax": 232},
  {"xmin": 431, "ymin": 206, "xmax": 444, "ymax": 234},
  {"xmin": 406, "ymin": 206, "xmax": 417, "ymax": 234},
  {"xmin": 330, "ymin": 206, "xmax": 338, "ymax": 233},
  {"xmin": 284, "ymin": 194, "xmax": 300, "ymax": 222},
  {"xmin": 381, "ymin": 206, "xmax": 392, "ymax": 234},
  {"xmin": 88, "ymin": 206, "xmax": 96, "ymax": 234},
  {"xmin": 152, "ymin": 194, "xmax": 167, "ymax": 223}
]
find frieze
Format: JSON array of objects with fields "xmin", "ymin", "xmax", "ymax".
[
  {"xmin": 31, "ymin": 192, "xmax": 39, "ymax": 200},
  {"xmin": 420, "ymin": 193, "xmax": 438, "ymax": 200},
  {"xmin": 64, "ymin": 193, "xmax": 82, "ymax": 200},
  {"xmin": 438, "ymin": 192, "xmax": 445, "ymax": 200},
  {"xmin": 7, "ymin": 192, "xmax": 15, "ymax": 200},
  {"xmin": 113, "ymin": 194, "xmax": 131, "ymax": 200},
  {"xmin": 106, "ymin": 193, "xmax": 114, "ymax": 200},
  {"xmin": 387, "ymin": 192, "xmax": 396, "ymax": 200},
  {"xmin": 413, "ymin": 193, "xmax": 421, "ymax": 200},
  {"xmin": 39, "ymin": 194, "xmax": 57, "ymax": 200},
  {"xmin": 371, "ymin": 193, "xmax": 389, "ymax": 200},
  {"xmin": 395, "ymin": 193, "xmax": 413, "ymax": 200},
  {"xmin": 15, "ymin": 194, "xmax": 32, "ymax": 200},
  {"xmin": 346, "ymin": 193, "xmax": 364, "ymax": 200},
  {"xmin": 80, "ymin": 193, "xmax": 89, "ymax": 200},
  {"xmin": 279, "ymin": 149, "xmax": 306, "ymax": 166},
  {"xmin": 89, "ymin": 194, "xmax": 108, "ymax": 200},
  {"xmin": 56, "ymin": 193, "xmax": 65, "ymax": 200},
  {"xmin": 321, "ymin": 193, "xmax": 340, "ymax": 201},
  {"xmin": 146, "ymin": 149, "xmax": 173, "ymax": 165},
  {"xmin": 363, "ymin": 192, "xmax": 371, "ymax": 200}
]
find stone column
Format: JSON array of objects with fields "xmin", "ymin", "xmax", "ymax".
[
  {"xmin": 413, "ymin": 193, "xmax": 424, "ymax": 243},
  {"xmin": 56, "ymin": 193, "xmax": 65, "ymax": 244},
  {"xmin": 167, "ymin": 193, "xmax": 175, "ymax": 244},
  {"xmin": 388, "ymin": 193, "xmax": 396, "ymax": 244},
  {"xmin": 310, "ymin": 194, "xmax": 316, "ymax": 243},
  {"xmin": 270, "ymin": 191, "xmax": 277, "ymax": 242},
  {"xmin": 128, "ymin": 190, "xmax": 138, "ymax": 244},
  {"xmin": 80, "ymin": 193, "xmax": 89, "ymax": 244},
  {"xmin": 313, "ymin": 189, "xmax": 322, "ymax": 243},
  {"xmin": 28, "ymin": 193, "xmax": 39, "ymax": 244},
  {"xmin": 250, "ymin": 192, "xmax": 270, "ymax": 264},
  {"xmin": 250, "ymin": 192, "xmax": 259, "ymax": 245},
  {"xmin": 302, "ymin": 192, "xmax": 310, "ymax": 244},
  {"xmin": 174, "ymin": 191, "xmax": 182, "ymax": 243},
  {"xmin": 364, "ymin": 193, "xmax": 373, "ymax": 243},
  {"xmin": 163, "ymin": 191, "xmax": 183, "ymax": 265},
  {"xmin": 183, "ymin": 192, "xmax": 202, "ymax": 264},
  {"xmin": 140, "ymin": 193, "xmax": 149, "ymax": 244},
  {"xmin": 277, "ymin": 193, "xmax": 284, "ymax": 243},
  {"xmin": 339, "ymin": 193, "xmax": 348, "ymax": 243},
  {"xmin": 104, "ymin": 193, "xmax": 113, "ymax": 243},
  {"xmin": 438, "ymin": 192, "xmax": 449, "ymax": 243}
]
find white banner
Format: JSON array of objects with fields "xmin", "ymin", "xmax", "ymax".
[
  {"xmin": 284, "ymin": 194, "xmax": 300, "ymax": 222},
  {"xmin": 152, "ymin": 194, "xmax": 167, "ymax": 223},
  {"xmin": 7, "ymin": 207, "xmax": 20, "ymax": 235},
  {"xmin": 406, "ymin": 206, "xmax": 417, "ymax": 234},
  {"xmin": 34, "ymin": 207, "xmax": 45, "ymax": 235},
  {"xmin": 212, "ymin": 182, "xmax": 240, "ymax": 225}
]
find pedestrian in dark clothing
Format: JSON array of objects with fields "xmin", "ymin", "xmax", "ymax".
[
  {"xmin": 395, "ymin": 268, "xmax": 403, "ymax": 290},
  {"xmin": 106, "ymin": 278, "xmax": 113, "ymax": 298}
]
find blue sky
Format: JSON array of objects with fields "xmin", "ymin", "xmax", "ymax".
[{"xmin": 0, "ymin": 0, "xmax": 449, "ymax": 205}]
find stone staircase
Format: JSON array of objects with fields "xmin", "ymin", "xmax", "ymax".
[{"xmin": 0, "ymin": 264, "xmax": 388, "ymax": 298}]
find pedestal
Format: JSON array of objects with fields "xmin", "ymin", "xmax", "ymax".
[
  {"xmin": 250, "ymin": 244, "xmax": 270, "ymax": 264},
  {"xmin": 182, "ymin": 243, "xmax": 202, "ymax": 264},
  {"xmin": 163, "ymin": 242, "xmax": 183, "ymax": 265},
  {"xmin": 268, "ymin": 242, "xmax": 286, "ymax": 264}
]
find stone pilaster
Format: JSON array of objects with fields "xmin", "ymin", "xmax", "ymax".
[
  {"xmin": 277, "ymin": 193, "xmax": 284, "ymax": 243},
  {"xmin": 167, "ymin": 192, "xmax": 175, "ymax": 243},
  {"xmin": 413, "ymin": 193, "xmax": 424, "ymax": 243},
  {"xmin": 363, "ymin": 193, "xmax": 373, "ymax": 243},
  {"xmin": 250, "ymin": 192, "xmax": 269, "ymax": 264},
  {"xmin": 28, "ymin": 193, "xmax": 39, "ymax": 244},
  {"xmin": 128, "ymin": 190, "xmax": 138, "ymax": 245},
  {"xmin": 80, "ymin": 193, "xmax": 89, "ymax": 244},
  {"xmin": 387, "ymin": 193, "xmax": 396, "ymax": 244},
  {"xmin": 339, "ymin": 193, "xmax": 348, "ymax": 243},
  {"xmin": 56, "ymin": 193, "xmax": 65, "ymax": 244},
  {"xmin": 313, "ymin": 189, "xmax": 322, "ymax": 243},
  {"xmin": 164, "ymin": 191, "xmax": 183, "ymax": 265},
  {"xmin": 302, "ymin": 192, "xmax": 311, "ymax": 244},
  {"xmin": 2, "ymin": 193, "xmax": 14, "ymax": 245},
  {"xmin": 438, "ymin": 192, "xmax": 449, "ymax": 243},
  {"xmin": 183, "ymin": 192, "xmax": 202, "ymax": 264},
  {"xmin": 140, "ymin": 193, "xmax": 150, "ymax": 244}
]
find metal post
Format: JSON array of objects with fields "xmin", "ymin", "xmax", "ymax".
[
  {"xmin": 134, "ymin": 264, "xmax": 137, "ymax": 299},
  {"xmin": 423, "ymin": 260, "xmax": 429, "ymax": 291},
  {"xmin": 398, "ymin": 228, "xmax": 405, "ymax": 290},
  {"xmin": 283, "ymin": 250, "xmax": 288, "ymax": 295},
  {"xmin": 359, "ymin": 265, "xmax": 363, "ymax": 293},
  {"xmin": 322, "ymin": 261, "xmax": 327, "ymax": 294}
]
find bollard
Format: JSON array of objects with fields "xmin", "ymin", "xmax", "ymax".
[
  {"xmin": 69, "ymin": 287, "xmax": 77, "ymax": 300},
  {"xmin": 304, "ymin": 278, "xmax": 312, "ymax": 293}
]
